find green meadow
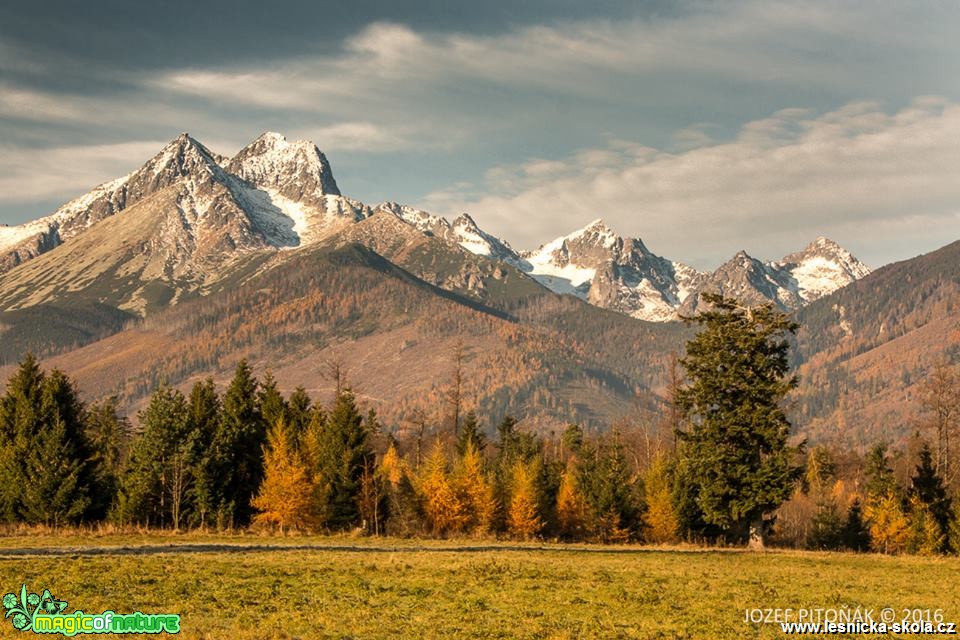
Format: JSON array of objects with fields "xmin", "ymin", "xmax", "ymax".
[{"xmin": 0, "ymin": 535, "xmax": 957, "ymax": 639}]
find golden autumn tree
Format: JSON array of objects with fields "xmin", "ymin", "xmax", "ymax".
[
  {"xmin": 453, "ymin": 441, "xmax": 497, "ymax": 535},
  {"xmin": 643, "ymin": 454, "xmax": 679, "ymax": 544},
  {"xmin": 252, "ymin": 420, "xmax": 314, "ymax": 533},
  {"xmin": 419, "ymin": 442, "xmax": 469, "ymax": 536},
  {"xmin": 507, "ymin": 459, "xmax": 543, "ymax": 539},
  {"xmin": 555, "ymin": 465, "xmax": 587, "ymax": 540},
  {"xmin": 865, "ymin": 491, "xmax": 911, "ymax": 554}
]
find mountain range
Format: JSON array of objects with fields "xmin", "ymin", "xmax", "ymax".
[
  {"xmin": 0, "ymin": 132, "xmax": 951, "ymax": 446},
  {"xmin": 0, "ymin": 132, "xmax": 869, "ymax": 321}
]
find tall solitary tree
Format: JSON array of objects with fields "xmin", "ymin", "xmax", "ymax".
[{"xmin": 676, "ymin": 294, "xmax": 803, "ymax": 548}]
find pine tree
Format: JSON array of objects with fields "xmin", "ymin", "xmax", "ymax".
[
  {"xmin": 258, "ymin": 371, "xmax": 288, "ymax": 433},
  {"xmin": 204, "ymin": 360, "xmax": 265, "ymax": 527},
  {"xmin": 186, "ymin": 379, "xmax": 221, "ymax": 528},
  {"xmin": 841, "ymin": 499, "xmax": 871, "ymax": 552},
  {"xmin": 311, "ymin": 391, "xmax": 373, "ymax": 530},
  {"xmin": 116, "ymin": 384, "xmax": 191, "ymax": 527},
  {"xmin": 0, "ymin": 355, "xmax": 46, "ymax": 522},
  {"xmin": 676, "ymin": 294, "xmax": 802, "ymax": 548},
  {"xmin": 84, "ymin": 396, "xmax": 131, "ymax": 519},
  {"xmin": 252, "ymin": 420, "xmax": 314, "ymax": 533},
  {"xmin": 455, "ymin": 411, "xmax": 486, "ymax": 458},
  {"xmin": 19, "ymin": 370, "xmax": 97, "ymax": 526},
  {"xmin": 907, "ymin": 444, "xmax": 953, "ymax": 553},
  {"xmin": 507, "ymin": 459, "xmax": 543, "ymax": 539}
]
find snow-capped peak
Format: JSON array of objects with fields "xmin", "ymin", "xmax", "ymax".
[
  {"xmin": 773, "ymin": 237, "xmax": 871, "ymax": 302},
  {"xmin": 227, "ymin": 132, "xmax": 341, "ymax": 198}
]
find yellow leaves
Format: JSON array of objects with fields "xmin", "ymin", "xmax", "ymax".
[
  {"xmin": 864, "ymin": 491, "xmax": 911, "ymax": 554},
  {"xmin": 419, "ymin": 443, "xmax": 470, "ymax": 536},
  {"xmin": 643, "ymin": 455, "xmax": 679, "ymax": 544},
  {"xmin": 507, "ymin": 459, "xmax": 543, "ymax": 540},
  {"xmin": 252, "ymin": 421, "xmax": 315, "ymax": 533},
  {"xmin": 555, "ymin": 467, "xmax": 587, "ymax": 540}
]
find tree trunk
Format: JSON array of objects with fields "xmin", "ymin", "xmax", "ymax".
[{"xmin": 748, "ymin": 518, "xmax": 765, "ymax": 550}]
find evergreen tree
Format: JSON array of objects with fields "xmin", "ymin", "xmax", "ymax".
[
  {"xmin": 18, "ymin": 370, "xmax": 97, "ymax": 526},
  {"xmin": 287, "ymin": 387, "xmax": 313, "ymax": 439},
  {"xmin": 312, "ymin": 390, "xmax": 373, "ymax": 530},
  {"xmin": 203, "ymin": 360, "xmax": 265, "ymax": 527},
  {"xmin": 577, "ymin": 434, "xmax": 644, "ymax": 542},
  {"xmin": 907, "ymin": 444, "xmax": 953, "ymax": 553},
  {"xmin": 864, "ymin": 443, "xmax": 897, "ymax": 500},
  {"xmin": 676, "ymin": 294, "xmax": 803, "ymax": 548},
  {"xmin": 807, "ymin": 502, "xmax": 844, "ymax": 550},
  {"xmin": 562, "ymin": 424, "xmax": 584, "ymax": 458},
  {"xmin": 0, "ymin": 355, "xmax": 46, "ymax": 522},
  {"xmin": 455, "ymin": 411, "xmax": 486, "ymax": 458},
  {"xmin": 252, "ymin": 420, "xmax": 314, "ymax": 533},
  {"xmin": 841, "ymin": 499, "xmax": 871, "ymax": 552},
  {"xmin": 84, "ymin": 397, "xmax": 131, "ymax": 519},
  {"xmin": 186, "ymin": 379, "xmax": 221, "ymax": 528},
  {"xmin": 116, "ymin": 384, "xmax": 191, "ymax": 528},
  {"xmin": 258, "ymin": 371, "xmax": 288, "ymax": 433}
]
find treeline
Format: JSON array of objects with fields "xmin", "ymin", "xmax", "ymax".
[{"xmin": 2, "ymin": 354, "xmax": 957, "ymax": 554}]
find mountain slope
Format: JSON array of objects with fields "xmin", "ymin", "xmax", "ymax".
[
  {"xmin": 790, "ymin": 239, "xmax": 960, "ymax": 446},
  {"xmin": 8, "ymin": 242, "xmax": 684, "ymax": 430}
]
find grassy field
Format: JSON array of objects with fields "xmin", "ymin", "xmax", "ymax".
[{"xmin": 0, "ymin": 534, "xmax": 957, "ymax": 639}]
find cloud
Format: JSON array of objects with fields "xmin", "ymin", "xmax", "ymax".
[
  {"xmin": 421, "ymin": 98, "xmax": 960, "ymax": 268},
  {"xmin": 0, "ymin": 141, "xmax": 166, "ymax": 207}
]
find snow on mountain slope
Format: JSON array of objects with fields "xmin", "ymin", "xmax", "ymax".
[
  {"xmin": 0, "ymin": 130, "xmax": 872, "ymax": 322},
  {"xmin": 774, "ymin": 237, "xmax": 871, "ymax": 303}
]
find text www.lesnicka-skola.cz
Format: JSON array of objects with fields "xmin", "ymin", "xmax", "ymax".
[{"xmin": 745, "ymin": 608, "xmax": 957, "ymax": 635}]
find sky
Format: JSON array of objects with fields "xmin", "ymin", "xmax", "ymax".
[{"xmin": 1, "ymin": 0, "xmax": 958, "ymax": 269}]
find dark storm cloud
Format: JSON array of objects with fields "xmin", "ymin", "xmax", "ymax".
[{"xmin": 1, "ymin": 0, "xmax": 672, "ymax": 79}]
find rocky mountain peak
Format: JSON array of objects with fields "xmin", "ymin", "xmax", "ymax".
[{"xmin": 226, "ymin": 132, "xmax": 341, "ymax": 199}]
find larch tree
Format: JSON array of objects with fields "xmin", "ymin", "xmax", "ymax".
[
  {"xmin": 507, "ymin": 459, "xmax": 544, "ymax": 539},
  {"xmin": 454, "ymin": 440, "xmax": 496, "ymax": 534},
  {"xmin": 676, "ymin": 294, "xmax": 803, "ymax": 549},
  {"xmin": 252, "ymin": 420, "xmax": 314, "ymax": 533},
  {"xmin": 419, "ymin": 442, "xmax": 468, "ymax": 535}
]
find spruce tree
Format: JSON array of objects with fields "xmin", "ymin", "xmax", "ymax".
[
  {"xmin": 84, "ymin": 397, "xmax": 131, "ymax": 519},
  {"xmin": 287, "ymin": 387, "xmax": 313, "ymax": 439},
  {"xmin": 865, "ymin": 443, "xmax": 897, "ymax": 499},
  {"xmin": 312, "ymin": 390, "xmax": 373, "ymax": 530},
  {"xmin": 205, "ymin": 360, "xmax": 265, "ymax": 527},
  {"xmin": 577, "ymin": 434, "xmax": 644, "ymax": 542},
  {"xmin": 908, "ymin": 444, "xmax": 953, "ymax": 553},
  {"xmin": 116, "ymin": 384, "xmax": 191, "ymax": 527},
  {"xmin": 841, "ymin": 499, "xmax": 871, "ymax": 552},
  {"xmin": 19, "ymin": 370, "xmax": 97, "ymax": 526},
  {"xmin": 258, "ymin": 371, "xmax": 288, "ymax": 433},
  {"xmin": 186, "ymin": 379, "xmax": 221, "ymax": 528},
  {"xmin": 455, "ymin": 411, "xmax": 486, "ymax": 458},
  {"xmin": 676, "ymin": 294, "xmax": 802, "ymax": 548},
  {"xmin": 0, "ymin": 355, "xmax": 45, "ymax": 522}
]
